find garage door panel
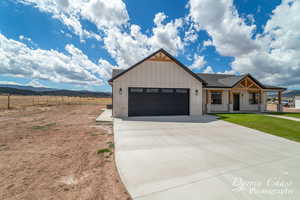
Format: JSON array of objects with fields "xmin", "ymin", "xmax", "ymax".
[{"xmin": 128, "ymin": 87, "xmax": 189, "ymax": 116}]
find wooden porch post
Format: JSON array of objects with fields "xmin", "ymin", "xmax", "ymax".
[
  {"xmin": 206, "ymin": 90, "xmax": 210, "ymax": 113},
  {"xmin": 206, "ymin": 90, "xmax": 209, "ymax": 104},
  {"xmin": 277, "ymin": 91, "xmax": 282, "ymax": 112},
  {"xmin": 228, "ymin": 90, "xmax": 232, "ymax": 112},
  {"xmin": 259, "ymin": 90, "xmax": 264, "ymax": 112},
  {"xmin": 259, "ymin": 90, "xmax": 262, "ymax": 104}
]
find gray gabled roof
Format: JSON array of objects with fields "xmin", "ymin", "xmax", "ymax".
[
  {"xmin": 112, "ymin": 69, "xmax": 125, "ymax": 78},
  {"xmin": 197, "ymin": 73, "xmax": 285, "ymax": 90},
  {"xmin": 111, "ymin": 69, "xmax": 285, "ymax": 90},
  {"xmin": 196, "ymin": 73, "xmax": 246, "ymax": 88},
  {"xmin": 108, "ymin": 49, "xmax": 285, "ymax": 90}
]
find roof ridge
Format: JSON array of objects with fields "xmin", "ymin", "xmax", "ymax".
[{"xmin": 197, "ymin": 73, "xmax": 238, "ymax": 76}]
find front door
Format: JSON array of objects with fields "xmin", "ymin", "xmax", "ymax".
[{"xmin": 233, "ymin": 93, "xmax": 240, "ymax": 111}]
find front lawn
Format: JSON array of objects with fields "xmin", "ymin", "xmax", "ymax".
[
  {"xmin": 267, "ymin": 112, "xmax": 300, "ymax": 119},
  {"xmin": 216, "ymin": 113, "xmax": 300, "ymax": 143}
]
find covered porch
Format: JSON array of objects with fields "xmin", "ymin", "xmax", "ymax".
[{"xmin": 203, "ymin": 76, "xmax": 284, "ymax": 113}]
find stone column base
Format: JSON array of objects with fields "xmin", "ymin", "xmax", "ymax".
[
  {"xmin": 207, "ymin": 104, "xmax": 211, "ymax": 113},
  {"xmin": 260, "ymin": 104, "xmax": 266, "ymax": 112},
  {"xmin": 229, "ymin": 104, "xmax": 233, "ymax": 112},
  {"xmin": 277, "ymin": 104, "xmax": 283, "ymax": 112}
]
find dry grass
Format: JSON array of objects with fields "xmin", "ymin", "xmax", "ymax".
[{"xmin": 0, "ymin": 95, "xmax": 111, "ymax": 110}]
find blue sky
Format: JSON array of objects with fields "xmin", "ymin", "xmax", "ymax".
[{"xmin": 0, "ymin": 0, "xmax": 299, "ymax": 91}]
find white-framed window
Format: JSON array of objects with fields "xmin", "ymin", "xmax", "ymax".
[
  {"xmin": 249, "ymin": 92, "xmax": 259, "ymax": 104},
  {"xmin": 211, "ymin": 92, "xmax": 222, "ymax": 104}
]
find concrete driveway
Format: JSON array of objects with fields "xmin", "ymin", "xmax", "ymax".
[{"xmin": 114, "ymin": 116, "xmax": 300, "ymax": 200}]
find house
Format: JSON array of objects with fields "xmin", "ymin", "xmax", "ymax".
[
  {"xmin": 108, "ymin": 49, "xmax": 285, "ymax": 117},
  {"xmin": 294, "ymin": 95, "xmax": 300, "ymax": 109}
]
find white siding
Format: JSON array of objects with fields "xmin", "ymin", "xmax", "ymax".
[
  {"xmin": 295, "ymin": 96, "xmax": 300, "ymax": 109},
  {"xmin": 240, "ymin": 91, "xmax": 260, "ymax": 111},
  {"xmin": 209, "ymin": 91, "xmax": 229, "ymax": 112},
  {"xmin": 113, "ymin": 61, "xmax": 203, "ymax": 117}
]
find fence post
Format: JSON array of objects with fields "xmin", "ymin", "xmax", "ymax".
[{"xmin": 7, "ymin": 94, "xmax": 10, "ymax": 109}]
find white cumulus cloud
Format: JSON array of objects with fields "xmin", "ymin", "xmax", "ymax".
[
  {"xmin": 26, "ymin": 80, "xmax": 46, "ymax": 87},
  {"xmin": 103, "ymin": 13, "xmax": 184, "ymax": 67},
  {"xmin": 188, "ymin": 0, "xmax": 300, "ymax": 88},
  {"xmin": 0, "ymin": 33, "xmax": 117, "ymax": 85},
  {"xmin": 232, "ymin": 0, "xmax": 300, "ymax": 87},
  {"xmin": 188, "ymin": 0, "xmax": 258, "ymax": 57},
  {"xmin": 189, "ymin": 54, "xmax": 206, "ymax": 70},
  {"xmin": 203, "ymin": 66, "xmax": 214, "ymax": 73},
  {"xmin": 18, "ymin": 0, "xmax": 129, "ymax": 41}
]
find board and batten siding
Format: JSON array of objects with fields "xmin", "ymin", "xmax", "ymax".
[
  {"xmin": 295, "ymin": 96, "xmax": 300, "ymax": 109},
  {"xmin": 113, "ymin": 60, "xmax": 203, "ymax": 117}
]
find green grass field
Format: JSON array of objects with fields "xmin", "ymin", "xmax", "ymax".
[
  {"xmin": 268, "ymin": 112, "xmax": 300, "ymax": 119},
  {"xmin": 216, "ymin": 113, "xmax": 300, "ymax": 143}
]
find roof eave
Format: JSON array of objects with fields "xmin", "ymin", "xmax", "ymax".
[{"xmin": 204, "ymin": 86, "xmax": 232, "ymax": 88}]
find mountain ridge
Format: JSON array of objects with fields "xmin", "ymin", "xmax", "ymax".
[{"xmin": 0, "ymin": 84, "xmax": 111, "ymax": 97}]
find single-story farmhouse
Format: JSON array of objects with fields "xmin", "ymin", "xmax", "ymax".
[{"xmin": 108, "ymin": 49, "xmax": 285, "ymax": 117}]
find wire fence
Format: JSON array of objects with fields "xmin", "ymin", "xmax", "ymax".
[{"xmin": 0, "ymin": 95, "xmax": 112, "ymax": 110}]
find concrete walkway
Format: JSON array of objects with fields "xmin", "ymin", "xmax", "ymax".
[
  {"xmin": 266, "ymin": 114, "xmax": 300, "ymax": 122},
  {"xmin": 114, "ymin": 116, "xmax": 300, "ymax": 200},
  {"xmin": 96, "ymin": 109, "xmax": 113, "ymax": 122}
]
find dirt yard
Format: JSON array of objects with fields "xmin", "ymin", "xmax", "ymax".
[{"xmin": 0, "ymin": 104, "xmax": 130, "ymax": 200}]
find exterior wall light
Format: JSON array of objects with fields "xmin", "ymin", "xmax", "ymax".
[
  {"xmin": 195, "ymin": 89, "xmax": 199, "ymax": 96},
  {"xmin": 119, "ymin": 88, "xmax": 122, "ymax": 95}
]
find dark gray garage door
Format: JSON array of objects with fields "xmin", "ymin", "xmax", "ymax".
[{"xmin": 128, "ymin": 87, "xmax": 189, "ymax": 116}]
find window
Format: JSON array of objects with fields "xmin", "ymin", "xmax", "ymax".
[
  {"xmin": 211, "ymin": 92, "xmax": 222, "ymax": 104},
  {"xmin": 146, "ymin": 88, "xmax": 159, "ymax": 93},
  {"xmin": 161, "ymin": 89, "xmax": 173, "ymax": 93},
  {"xmin": 176, "ymin": 89, "xmax": 188, "ymax": 93},
  {"xmin": 130, "ymin": 88, "xmax": 143, "ymax": 93},
  {"xmin": 249, "ymin": 92, "xmax": 259, "ymax": 104}
]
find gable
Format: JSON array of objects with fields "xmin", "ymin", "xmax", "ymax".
[
  {"xmin": 148, "ymin": 51, "xmax": 173, "ymax": 62},
  {"xmin": 233, "ymin": 75, "xmax": 263, "ymax": 90},
  {"xmin": 108, "ymin": 49, "xmax": 206, "ymax": 85}
]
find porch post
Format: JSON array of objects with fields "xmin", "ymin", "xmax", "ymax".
[
  {"xmin": 206, "ymin": 90, "xmax": 211, "ymax": 113},
  {"xmin": 277, "ymin": 91, "xmax": 283, "ymax": 112},
  {"xmin": 259, "ymin": 90, "xmax": 265, "ymax": 112},
  {"xmin": 228, "ymin": 90, "xmax": 233, "ymax": 112}
]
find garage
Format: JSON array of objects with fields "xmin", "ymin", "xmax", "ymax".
[
  {"xmin": 109, "ymin": 49, "xmax": 204, "ymax": 117},
  {"xmin": 128, "ymin": 87, "xmax": 189, "ymax": 116}
]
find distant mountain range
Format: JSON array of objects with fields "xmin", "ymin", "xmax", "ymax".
[
  {"xmin": 268, "ymin": 90, "xmax": 300, "ymax": 98},
  {"xmin": 0, "ymin": 84, "xmax": 111, "ymax": 97},
  {"xmin": 0, "ymin": 84, "xmax": 58, "ymax": 92},
  {"xmin": 282, "ymin": 90, "xmax": 300, "ymax": 97}
]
